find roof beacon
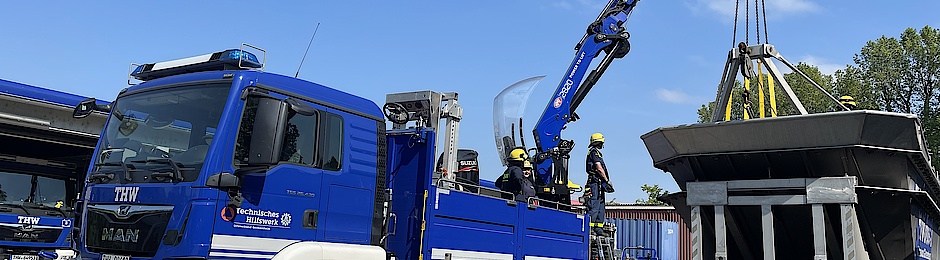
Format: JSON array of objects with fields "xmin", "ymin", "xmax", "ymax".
[{"xmin": 130, "ymin": 43, "xmax": 266, "ymax": 81}]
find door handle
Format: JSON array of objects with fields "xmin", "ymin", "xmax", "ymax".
[
  {"xmin": 303, "ymin": 210, "xmax": 318, "ymax": 229},
  {"xmin": 388, "ymin": 213, "xmax": 397, "ymax": 236}
]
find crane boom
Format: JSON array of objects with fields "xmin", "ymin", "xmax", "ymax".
[{"xmin": 531, "ymin": 0, "xmax": 639, "ymax": 203}]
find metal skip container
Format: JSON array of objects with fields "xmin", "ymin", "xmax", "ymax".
[{"xmin": 641, "ymin": 110, "xmax": 940, "ymax": 260}]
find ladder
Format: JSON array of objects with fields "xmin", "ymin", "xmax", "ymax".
[{"xmin": 591, "ymin": 225, "xmax": 618, "ymax": 260}]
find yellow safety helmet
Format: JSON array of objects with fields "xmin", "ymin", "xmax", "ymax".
[
  {"xmin": 508, "ymin": 147, "xmax": 527, "ymax": 162},
  {"xmin": 523, "ymin": 160, "xmax": 533, "ymax": 169},
  {"xmin": 839, "ymin": 96, "xmax": 857, "ymax": 108},
  {"xmin": 590, "ymin": 133, "xmax": 605, "ymax": 143}
]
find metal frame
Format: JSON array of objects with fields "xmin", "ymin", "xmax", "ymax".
[
  {"xmin": 687, "ymin": 177, "xmax": 863, "ymax": 260},
  {"xmin": 711, "ymin": 44, "xmax": 848, "ymax": 122},
  {"xmin": 437, "ymin": 179, "xmax": 514, "ymax": 200},
  {"xmin": 385, "ymin": 91, "xmax": 462, "ymax": 184}
]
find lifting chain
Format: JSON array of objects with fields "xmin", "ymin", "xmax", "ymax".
[
  {"xmin": 732, "ymin": 0, "xmax": 770, "ymax": 46},
  {"xmin": 761, "ymin": 0, "xmax": 769, "ymax": 43}
]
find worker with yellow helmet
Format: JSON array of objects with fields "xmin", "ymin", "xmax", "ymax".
[
  {"xmin": 516, "ymin": 161, "xmax": 537, "ymax": 202},
  {"xmin": 585, "ymin": 132, "xmax": 614, "ymax": 235},
  {"xmin": 839, "ymin": 95, "xmax": 857, "ymax": 110},
  {"xmin": 496, "ymin": 147, "xmax": 532, "ymax": 202}
]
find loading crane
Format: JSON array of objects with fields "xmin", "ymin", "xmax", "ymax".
[{"xmin": 494, "ymin": 0, "xmax": 641, "ymax": 205}]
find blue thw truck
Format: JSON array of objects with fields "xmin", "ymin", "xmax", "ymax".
[
  {"xmin": 70, "ymin": 46, "xmax": 592, "ymax": 260},
  {"xmin": 70, "ymin": 1, "xmax": 640, "ymax": 259},
  {"xmin": 0, "ymin": 79, "xmax": 107, "ymax": 260}
]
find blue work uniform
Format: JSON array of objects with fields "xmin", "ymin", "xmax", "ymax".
[
  {"xmin": 585, "ymin": 146, "xmax": 608, "ymax": 234},
  {"xmin": 514, "ymin": 171, "xmax": 537, "ymax": 203},
  {"xmin": 497, "ymin": 165, "xmax": 524, "ymax": 200}
]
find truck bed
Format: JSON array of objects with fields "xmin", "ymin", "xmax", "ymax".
[{"xmin": 386, "ymin": 129, "xmax": 588, "ymax": 260}]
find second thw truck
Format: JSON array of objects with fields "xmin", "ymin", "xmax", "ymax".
[{"xmin": 0, "ymin": 79, "xmax": 107, "ymax": 260}]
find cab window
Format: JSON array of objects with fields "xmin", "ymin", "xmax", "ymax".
[
  {"xmin": 319, "ymin": 113, "xmax": 343, "ymax": 171},
  {"xmin": 280, "ymin": 111, "xmax": 318, "ymax": 165}
]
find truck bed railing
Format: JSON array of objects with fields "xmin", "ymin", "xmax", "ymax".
[
  {"xmin": 437, "ymin": 179, "xmax": 515, "ymax": 201},
  {"xmin": 527, "ymin": 197, "xmax": 576, "ymax": 212},
  {"xmin": 621, "ymin": 246, "xmax": 658, "ymax": 260},
  {"xmin": 435, "ymin": 179, "xmax": 578, "ymax": 212}
]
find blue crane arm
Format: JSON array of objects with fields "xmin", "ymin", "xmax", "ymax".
[{"xmin": 531, "ymin": 0, "xmax": 639, "ymax": 191}]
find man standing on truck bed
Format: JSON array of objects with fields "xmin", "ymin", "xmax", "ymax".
[
  {"xmin": 497, "ymin": 147, "xmax": 527, "ymax": 200},
  {"xmin": 516, "ymin": 161, "xmax": 537, "ymax": 202},
  {"xmin": 586, "ymin": 132, "xmax": 614, "ymax": 234}
]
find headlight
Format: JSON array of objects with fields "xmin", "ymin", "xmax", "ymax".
[{"xmin": 53, "ymin": 249, "xmax": 78, "ymax": 260}]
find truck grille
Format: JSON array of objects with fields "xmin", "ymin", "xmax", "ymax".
[
  {"xmin": 0, "ymin": 223, "xmax": 63, "ymax": 243},
  {"xmin": 84, "ymin": 205, "xmax": 173, "ymax": 257}
]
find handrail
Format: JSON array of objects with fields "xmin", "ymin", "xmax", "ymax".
[
  {"xmin": 527, "ymin": 197, "xmax": 577, "ymax": 212},
  {"xmin": 436, "ymin": 179, "xmax": 578, "ymax": 212},
  {"xmin": 436, "ymin": 179, "xmax": 515, "ymax": 199},
  {"xmin": 621, "ymin": 246, "xmax": 658, "ymax": 260}
]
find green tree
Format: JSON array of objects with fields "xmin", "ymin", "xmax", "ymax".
[
  {"xmin": 900, "ymin": 26, "xmax": 940, "ymax": 159},
  {"xmin": 853, "ymin": 35, "xmax": 911, "ymax": 113},
  {"xmin": 847, "ymin": 26, "xmax": 940, "ymax": 169},
  {"xmin": 636, "ymin": 184, "xmax": 668, "ymax": 205},
  {"xmin": 832, "ymin": 65, "xmax": 879, "ymax": 110}
]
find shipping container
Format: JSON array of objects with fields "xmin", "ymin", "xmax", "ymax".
[
  {"xmin": 607, "ymin": 218, "xmax": 679, "ymax": 260},
  {"xmin": 602, "ymin": 204, "xmax": 692, "ymax": 260}
]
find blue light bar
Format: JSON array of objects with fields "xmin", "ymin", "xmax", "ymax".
[{"xmin": 130, "ymin": 49, "xmax": 263, "ymax": 81}]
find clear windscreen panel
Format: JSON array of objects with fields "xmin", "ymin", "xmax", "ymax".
[
  {"xmin": 493, "ymin": 76, "xmax": 544, "ymax": 166},
  {"xmin": 92, "ymin": 83, "xmax": 231, "ymax": 184},
  {"xmin": 0, "ymin": 171, "xmax": 69, "ymax": 217}
]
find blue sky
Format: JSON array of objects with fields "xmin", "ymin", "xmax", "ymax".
[{"xmin": 2, "ymin": 1, "xmax": 938, "ymax": 203}]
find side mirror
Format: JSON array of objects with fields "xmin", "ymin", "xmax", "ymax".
[
  {"xmin": 285, "ymin": 98, "xmax": 316, "ymax": 116},
  {"xmin": 73, "ymin": 98, "xmax": 111, "ymax": 118},
  {"xmin": 206, "ymin": 172, "xmax": 240, "ymax": 190},
  {"xmin": 247, "ymin": 96, "xmax": 290, "ymax": 165}
]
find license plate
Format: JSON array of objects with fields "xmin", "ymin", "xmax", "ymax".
[
  {"xmin": 10, "ymin": 255, "xmax": 39, "ymax": 260},
  {"xmin": 101, "ymin": 254, "xmax": 131, "ymax": 260}
]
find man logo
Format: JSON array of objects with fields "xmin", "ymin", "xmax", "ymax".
[
  {"xmin": 117, "ymin": 205, "xmax": 132, "ymax": 217},
  {"xmin": 19, "ymin": 224, "xmax": 35, "ymax": 232},
  {"xmin": 101, "ymin": 228, "xmax": 140, "ymax": 243},
  {"xmin": 14, "ymin": 232, "xmax": 39, "ymax": 239}
]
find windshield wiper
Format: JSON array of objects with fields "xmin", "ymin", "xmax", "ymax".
[
  {"xmin": 133, "ymin": 158, "xmax": 191, "ymax": 182},
  {"xmin": 22, "ymin": 202, "xmax": 67, "ymax": 217},
  {"xmin": 0, "ymin": 202, "xmax": 31, "ymax": 215},
  {"xmin": 91, "ymin": 162, "xmax": 134, "ymax": 183}
]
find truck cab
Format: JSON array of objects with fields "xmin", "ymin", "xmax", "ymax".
[
  {"xmin": 0, "ymin": 79, "xmax": 107, "ymax": 260},
  {"xmin": 73, "ymin": 47, "xmax": 388, "ymax": 260}
]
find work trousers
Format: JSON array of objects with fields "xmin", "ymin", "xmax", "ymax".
[{"xmin": 586, "ymin": 182, "xmax": 606, "ymax": 234}]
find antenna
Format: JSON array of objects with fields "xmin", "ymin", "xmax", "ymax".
[{"xmin": 295, "ymin": 22, "xmax": 321, "ymax": 78}]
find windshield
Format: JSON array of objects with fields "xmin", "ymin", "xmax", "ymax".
[
  {"xmin": 92, "ymin": 82, "xmax": 231, "ymax": 184},
  {"xmin": 0, "ymin": 171, "xmax": 69, "ymax": 217},
  {"xmin": 493, "ymin": 76, "xmax": 544, "ymax": 166}
]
